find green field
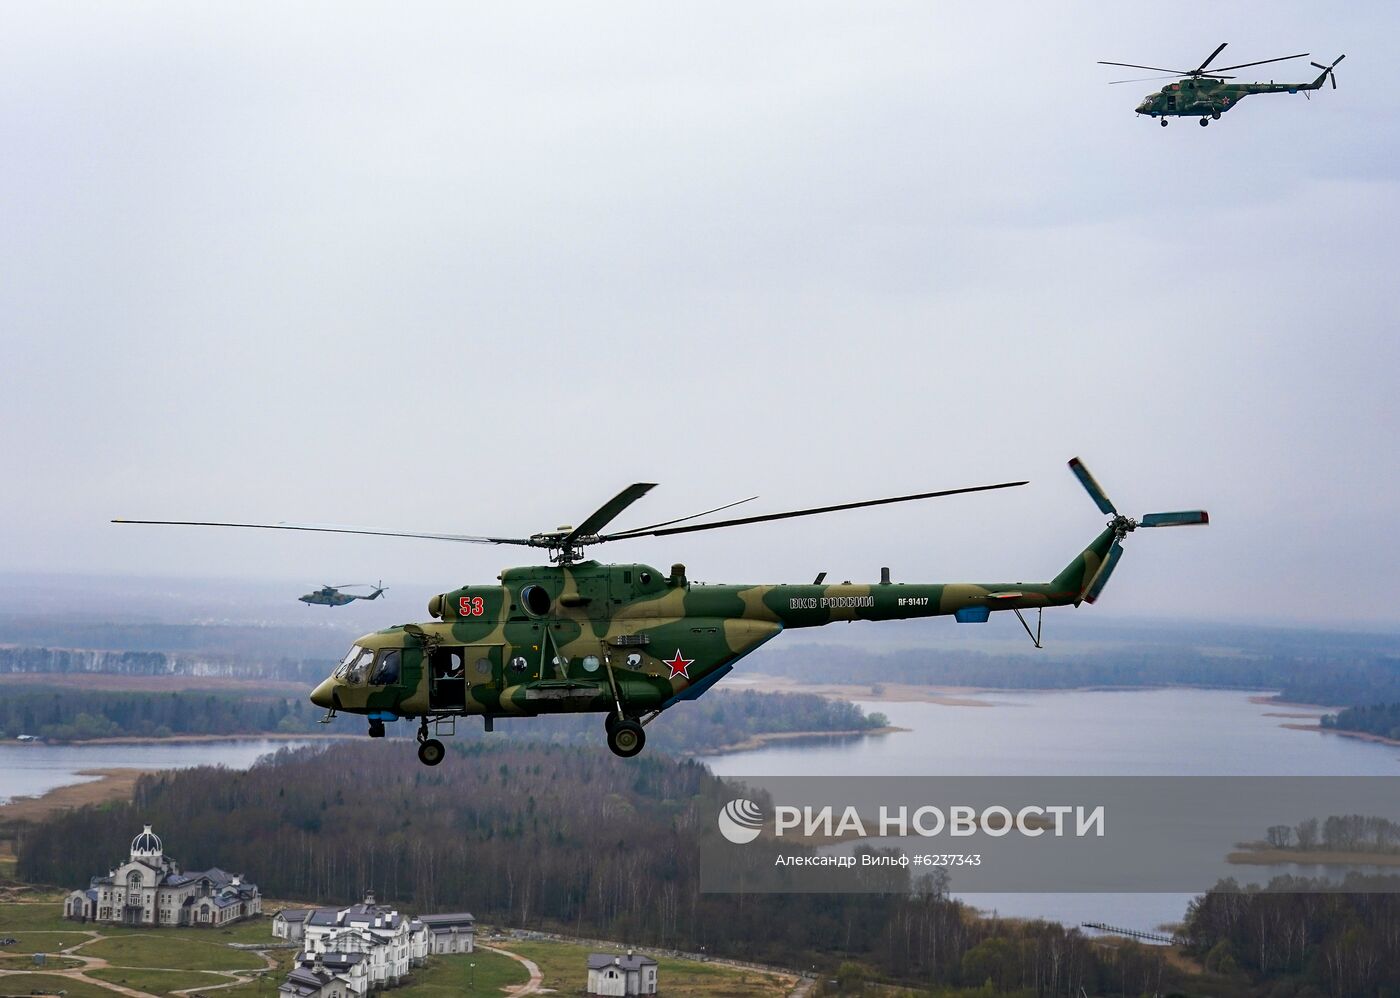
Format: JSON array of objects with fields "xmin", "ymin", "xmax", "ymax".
[
  {"xmin": 0, "ymin": 904, "xmax": 74, "ymax": 930},
  {"xmin": 0, "ymin": 954, "xmax": 83, "ymax": 971},
  {"xmin": 505, "ymin": 939, "xmax": 793, "ymax": 998},
  {"xmin": 396, "ymin": 948, "xmax": 528, "ymax": 997},
  {"xmin": 83, "ymin": 934, "xmax": 264, "ymax": 972},
  {"xmin": 0, "ymin": 931, "xmax": 94, "ymax": 954},
  {"xmin": 88, "ymin": 966, "xmax": 244, "ymax": 995},
  {"xmin": 0, "ymin": 972, "xmax": 116, "ymax": 998}
]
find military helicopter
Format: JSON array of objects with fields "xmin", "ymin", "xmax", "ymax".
[
  {"xmin": 299, "ymin": 581, "xmax": 387, "ymax": 607},
  {"xmin": 1100, "ymin": 43, "xmax": 1345, "ymax": 126},
  {"xmin": 114, "ymin": 459, "xmax": 1207, "ymax": 763}
]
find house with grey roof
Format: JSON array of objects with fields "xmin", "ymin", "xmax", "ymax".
[
  {"xmin": 63, "ymin": 824, "xmax": 260, "ymax": 928},
  {"xmin": 416, "ymin": 912, "xmax": 475, "ymax": 955},
  {"xmin": 587, "ymin": 950, "xmax": 659, "ymax": 997},
  {"xmin": 278, "ymin": 952, "xmax": 369, "ymax": 998}
]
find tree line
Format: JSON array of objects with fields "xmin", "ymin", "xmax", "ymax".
[
  {"xmin": 0, "ymin": 685, "xmax": 884, "ymax": 754},
  {"xmin": 1323, "ymin": 702, "xmax": 1400, "ymax": 741},
  {"xmin": 15, "ymin": 741, "xmax": 1175, "ymax": 994},
  {"xmin": 760, "ymin": 643, "xmax": 1400, "ymax": 706},
  {"xmin": 1183, "ymin": 877, "xmax": 1400, "ymax": 995}
]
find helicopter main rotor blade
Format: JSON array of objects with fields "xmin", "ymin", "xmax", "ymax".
[
  {"xmin": 615, "ymin": 494, "xmax": 760, "ymax": 535},
  {"xmin": 1194, "ymin": 42, "xmax": 1229, "ymax": 74},
  {"xmin": 561, "ymin": 483, "xmax": 658, "ymax": 546},
  {"xmin": 1211, "ymin": 52, "xmax": 1309, "ymax": 72},
  {"xmin": 1098, "ymin": 60, "xmax": 1192, "ymax": 75},
  {"xmin": 1109, "ymin": 73, "xmax": 1189, "ymax": 84},
  {"xmin": 598, "ymin": 480, "xmax": 1028, "ymax": 542},
  {"xmin": 112, "ymin": 519, "xmax": 535, "ymax": 546}
]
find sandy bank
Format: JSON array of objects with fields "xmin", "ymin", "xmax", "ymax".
[{"xmin": 0, "ymin": 769, "xmax": 151, "ymax": 822}]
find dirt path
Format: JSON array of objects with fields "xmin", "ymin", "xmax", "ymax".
[
  {"xmin": 0, "ymin": 925, "xmax": 277, "ymax": 998},
  {"xmin": 482, "ymin": 943, "xmax": 543, "ymax": 996},
  {"xmin": 787, "ymin": 975, "xmax": 816, "ymax": 998}
]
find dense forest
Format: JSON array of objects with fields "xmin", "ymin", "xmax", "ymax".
[
  {"xmin": 14, "ymin": 741, "xmax": 1176, "ymax": 994},
  {"xmin": 1323, "ymin": 702, "xmax": 1400, "ymax": 741},
  {"xmin": 0, "ymin": 686, "xmax": 885, "ymax": 754},
  {"xmin": 1183, "ymin": 877, "xmax": 1400, "ymax": 995}
]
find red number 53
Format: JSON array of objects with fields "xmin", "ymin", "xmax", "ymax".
[{"xmin": 458, "ymin": 596, "xmax": 485, "ymax": 616}]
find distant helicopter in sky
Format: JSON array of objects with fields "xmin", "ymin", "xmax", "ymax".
[
  {"xmin": 299, "ymin": 582, "xmax": 387, "ymax": 607},
  {"xmin": 1100, "ymin": 43, "xmax": 1345, "ymax": 126}
]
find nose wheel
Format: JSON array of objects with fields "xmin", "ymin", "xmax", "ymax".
[
  {"xmin": 606, "ymin": 717, "xmax": 646, "ymax": 758},
  {"xmin": 1160, "ymin": 119, "xmax": 1169, "ymax": 127}
]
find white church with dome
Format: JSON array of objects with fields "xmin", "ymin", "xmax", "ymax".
[{"xmin": 63, "ymin": 824, "xmax": 262, "ymax": 927}]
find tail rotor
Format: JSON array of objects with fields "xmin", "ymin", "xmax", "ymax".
[
  {"xmin": 1310, "ymin": 54, "xmax": 1345, "ymax": 89},
  {"xmin": 1068, "ymin": 458, "xmax": 1209, "ymax": 604}
]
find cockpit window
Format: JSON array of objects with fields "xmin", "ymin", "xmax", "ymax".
[
  {"xmin": 335, "ymin": 645, "xmax": 375, "ymax": 685},
  {"xmin": 370, "ymin": 649, "xmax": 401, "ymax": 686}
]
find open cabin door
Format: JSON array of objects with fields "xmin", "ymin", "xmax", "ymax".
[{"xmin": 428, "ymin": 644, "xmax": 503, "ymax": 710}]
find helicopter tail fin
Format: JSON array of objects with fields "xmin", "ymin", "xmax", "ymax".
[
  {"xmin": 367, "ymin": 580, "xmax": 387, "ymax": 600},
  {"xmin": 1049, "ymin": 527, "xmax": 1118, "ymax": 607}
]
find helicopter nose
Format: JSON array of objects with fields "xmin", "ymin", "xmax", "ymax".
[{"xmin": 310, "ymin": 677, "xmax": 336, "ymax": 709}]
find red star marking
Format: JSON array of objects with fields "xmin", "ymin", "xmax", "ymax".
[{"xmin": 664, "ymin": 649, "xmax": 694, "ymax": 680}]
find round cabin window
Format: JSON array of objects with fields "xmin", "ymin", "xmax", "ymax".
[
  {"xmin": 475, "ymin": 658, "xmax": 493, "ymax": 677},
  {"xmin": 520, "ymin": 584, "xmax": 551, "ymax": 616},
  {"xmin": 510, "ymin": 656, "xmax": 529, "ymax": 672}
]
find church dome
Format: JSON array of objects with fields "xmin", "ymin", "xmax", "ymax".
[{"xmin": 131, "ymin": 824, "xmax": 162, "ymax": 856}]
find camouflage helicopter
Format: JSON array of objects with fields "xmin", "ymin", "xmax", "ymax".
[
  {"xmin": 1100, "ymin": 43, "xmax": 1345, "ymax": 126},
  {"xmin": 114, "ymin": 459, "xmax": 1207, "ymax": 763},
  {"xmin": 299, "ymin": 581, "xmax": 387, "ymax": 607}
]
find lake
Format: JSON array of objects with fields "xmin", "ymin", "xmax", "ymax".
[
  {"xmin": 0, "ymin": 738, "xmax": 324, "ymax": 806},
  {"xmin": 4, "ymin": 688, "xmax": 1396, "ymax": 937},
  {"xmin": 699, "ymin": 686, "xmax": 1400, "ymax": 936}
]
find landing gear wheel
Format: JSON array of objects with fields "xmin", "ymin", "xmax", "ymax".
[
  {"xmin": 1199, "ymin": 117, "xmax": 1209, "ymax": 126},
  {"xmin": 368, "ymin": 719, "xmax": 385, "ymax": 739},
  {"xmin": 1160, "ymin": 119, "xmax": 1168, "ymax": 127},
  {"xmin": 417, "ymin": 738, "xmax": 446, "ymax": 766},
  {"xmin": 1211, "ymin": 111, "xmax": 1221, "ymax": 119},
  {"xmin": 607, "ymin": 719, "xmax": 645, "ymax": 758},
  {"xmin": 604, "ymin": 713, "xmax": 621, "ymax": 735}
]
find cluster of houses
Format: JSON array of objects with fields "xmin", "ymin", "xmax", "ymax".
[
  {"xmin": 58, "ymin": 823, "xmax": 657, "ymax": 998},
  {"xmin": 273, "ymin": 891, "xmax": 474, "ymax": 997},
  {"xmin": 63, "ymin": 825, "xmax": 262, "ymax": 927}
]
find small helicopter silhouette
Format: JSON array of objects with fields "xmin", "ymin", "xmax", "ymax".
[
  {"xmin": 1100, "ymin": 43, "xmax": 1345, "ymax": 126},
  {"xmin": 299, "ymin": 581, "xmax": 387, "ymax": 607}
]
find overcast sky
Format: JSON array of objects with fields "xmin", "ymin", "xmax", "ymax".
[{"xmin": 3, "ymin": 2, "xmax": 1397, "ymax": 629}]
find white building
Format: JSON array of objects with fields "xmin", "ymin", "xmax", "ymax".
[
  {"xmin": 63, "ymin": 825, "xmax": 260, "ymax": 928},
  {"xmin": 275, "ymin": 892, "xmax": 473, "ymax": 992},
  {"xmin": 587, "ymin": 951, "xmax": 659, "ymax": 997},
  {"xmin": 279, "ymin": 953, "xmax": 369, "ymax": 998},
  {"xmin": 417, "ymin": 913, "xmax": 476, "ymax": 955}
]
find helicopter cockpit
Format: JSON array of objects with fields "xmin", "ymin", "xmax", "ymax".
[{"xmin": 330, "ymin": 644, "xmax": 401, "ymax": 688}]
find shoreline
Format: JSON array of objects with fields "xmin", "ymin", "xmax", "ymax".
[
  {"xmin": 1279, "ymin": 722, "xmax": 1400, "ymax": 749},
  {"xmin": 8, "ymin": 731, "xmax": 357, "ymax": 747},
  {"xmin": 0, "ymin": 768, "xmax": 153, "ymax": 822},
  {"xmin": 1228, "ymin": 847, "xmax": 1400, "ymax": 867},
  {"xmin": 701, "ymin": 725, "xmax": 907, "ymax": 755}
]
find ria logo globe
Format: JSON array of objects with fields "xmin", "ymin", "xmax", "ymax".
[{"xmin": 717, "ymin": 799, "xmax": 765, "ymax": 844}]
